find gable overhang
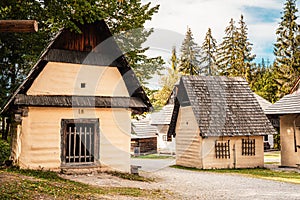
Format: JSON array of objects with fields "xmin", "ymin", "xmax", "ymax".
[{"xmin": 1, "ymin": 20, "xmax": 152, "ymax": 115}]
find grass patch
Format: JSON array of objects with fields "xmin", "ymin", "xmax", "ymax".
[
  {"xmin": 171, "ymin": 165, "xmax": 300, "ymax": 184},
  {"xmin": 264, "ymin": 151, "xmax": 281, "ymax": 158},
  {"xmin": 132, "ymin": 154, "xmax": 174, "ymax": 159},
  {"xmin": 105, "ymin": 171, "xmax": 155, "ymax": 182},
  {"xmin": 0, "ymin": 167, "xmax": 167, "ymax": 199}
]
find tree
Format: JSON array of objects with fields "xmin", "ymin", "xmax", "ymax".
[
  {"xmin": 217, "ymin": 16, "xmax": 255, "ymax": 79},
  {"xmin": 273, "ymin": 0, "xmax": 300, "ymax": 98},
  {"xmin": 199, "ymin": 28, "xmax": 218, "ymax": 75},
  {"xmin": 178, "ymin": 27, "xmax": 201, "ymax": 75},
  {"xmin": 217, "ymin": 18, "xmax": 239, "ymax": 76},
  {"xmin": 236, "ymin": 15, "xmax": 256, "ymax": 81},
  {"xmin": 151, "ymin": 47, "xmax": 180, "ymax": 109}
]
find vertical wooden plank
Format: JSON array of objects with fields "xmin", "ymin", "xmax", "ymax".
[
  {"xmin": 68, "ymin": 126, "xmax": 71, "ymax": 163},
  {"xmin": 79, "ymin": 126, "xmax": 82, "ymax": 163},
  {"xmin": 84, "ymin": 127, "xmax": 87, "ymax": 162}
]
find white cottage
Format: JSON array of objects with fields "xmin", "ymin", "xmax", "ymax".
[
  {"xmin": 168, "ymin": 76, "xmax": 276, "ymax": 169},
  {"xmin": 1, "ymin": 20, "xmax": 151, "ymax": 173}
]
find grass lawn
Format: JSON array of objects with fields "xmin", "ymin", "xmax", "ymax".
[
  {"xmin": 171, "ymin": 165, "xmax": 300, "ymax": 184},
  {"xmin": 264, "ymin": 151, "xmax": 281, "ymax": 158},
  {"xmin": 0, "ymin": 167, "xmax": 169, "ymax": 200},
  {"xmin": 132, "ymin": 154, "xmax": 174, "ymax": 159}
]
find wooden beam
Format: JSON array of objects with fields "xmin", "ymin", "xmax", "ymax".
[{"xmin": 0, "ymin": 20, "xmax": 38, "ymax": 32}]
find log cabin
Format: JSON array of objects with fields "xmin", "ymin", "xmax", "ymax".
[
  {"xmin": 265, "ymin": 77, "xmax": 300, "ymax": 167},
  {"xmin": 167, "ymin": 76, "xmax": 276, "ymax": 169},
  {"xmin": 1, "ymin": 20, "xmax": 151, "ymax": 173}
]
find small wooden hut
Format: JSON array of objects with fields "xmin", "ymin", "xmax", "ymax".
[
  {"xmin": 265, "ymin": 77, "xmax": 300, "ymax": 167},
  {"xmin": 168, "ymin": 76, "xmax": 276, "ymax": 169},
  {"xmin": 131, "ymin": 118, "xmax": 157, "ymax": 155},
  {"xmin": 1, "ymin": 20, "xmax": 151, "ymax": 173}
]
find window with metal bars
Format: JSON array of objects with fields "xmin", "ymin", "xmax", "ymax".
[
  {"xmin": 61, "ymin": 119, "xmax": 99, "ymax": 165},
  {"xmin": 242, "ymin": 139, "xmax": 255, "ymax": 156},
  {"xmin": 215, "ymin": 140, "xmax": 230, "ymax": 159}
]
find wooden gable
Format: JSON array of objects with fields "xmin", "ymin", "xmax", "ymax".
[{"xmin": 2, "ymin": 20, "xmax": 151, "ymax": 114}]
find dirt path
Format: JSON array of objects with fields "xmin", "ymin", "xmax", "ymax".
[{"xmin": 62, "ymin": 165, "xmax": 300, "ymax": 200}]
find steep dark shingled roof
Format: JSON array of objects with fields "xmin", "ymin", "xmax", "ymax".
[
  {"xmin": 265, "ymin": 93, "xmax": 300, "ymax": 115},
  {"xmin": 168, "ymin": 76, "xmax": 276, "ymax": 138},
  {"xmin": 1, "ymin": 20, "xmax": 151, "ymax": 114}
]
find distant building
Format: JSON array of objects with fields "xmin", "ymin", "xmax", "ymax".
[
  {"xmin": 168, "ymin": 76, "xmax": 276, "ymax": 169},
  {"xmin": 253, "ymin": 93, "xmax": 274, "ymax": 149},
  {"xmin": 265, "ymin": 77, "xmax": 300, "ymax": 167},
  {"xmin": 151, "ymin": 105, "xmax": 175, "ymax": 154},
  {"xmin": 131, "ymin": 118, "xmax": 157, "ymax": 155}
]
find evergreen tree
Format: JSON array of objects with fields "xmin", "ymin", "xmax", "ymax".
[
  {"xmin": 273, "ymin": 0, "xmax": 300, "ymax": 98},
  {"xmin": 236, "ymin": 15, "xmax": 256, "ymax": 81},
  {"xmin": 178, "ymin": 27, "xmax": 201, "ymax": 75},
  {"xmin": 217, "ymin": 18, "xmax": 239, "ymax": 76},
  {"xmin": 199, "ymin": 28, "xmax": 218, "ymax": 75},
  {"xmin": 217, "ymin": 16, "xmax": 255, "ymax": 79}
]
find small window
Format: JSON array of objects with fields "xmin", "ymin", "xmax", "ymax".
[
  {"xmin": 162, "ymin": 135, "xmax": 167, "ymax": 141},
  {"xmin": 242, "ymin": 139, "xmax": 255, "ymax": 156},
  {"xmin": 81, "ymin": 83, "xmax": 86, "ymax": 88},
  {"xmin": 215, "ymin": 140, "xmax": 230, "ymax": 159},
  {"xmin": 61, "ymin": 119, "xmax": 99, "ymax": 165}
]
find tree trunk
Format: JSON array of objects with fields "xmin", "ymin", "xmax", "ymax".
[
  {"xmin": 1, "ymin": 117, "xmax": 8, "ymax": 141},
  {"xmin": 0, "ymin": 20, "xmax": 38, "ymax": 32}
]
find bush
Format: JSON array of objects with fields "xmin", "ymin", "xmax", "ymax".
[{"xmin": 0, "ymin": 139, "xmax": 10, "ymax": 164}]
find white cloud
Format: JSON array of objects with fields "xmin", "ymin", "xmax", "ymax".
[{"xmin": 143, "ymin": 0, "xmax": 300, "ymax": 64}]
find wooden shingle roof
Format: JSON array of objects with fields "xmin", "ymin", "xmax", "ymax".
[
  {"xmin": 265, "ymin": 93, "xmax": 300, "ymax": 115},
  {"xmin": 131, "ymin": 119, "xmax": 157, "ymax": 139},
  {"xmin": 150, "ymin": 104, "xmax": 174, "ymax": 125},
  {"xmin": 168, "ymin": 76, "xmax": 276, "ymax": 138}
]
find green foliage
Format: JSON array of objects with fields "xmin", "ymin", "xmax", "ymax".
[
  {"xmin": 199, "ymin": 28, "xmax": 218, "ymax": 75},
  {"xmin": 273, "ymin": 0, "xmax": 300, "ymax": 98},
  {"xmin": 251, "ymin": 64, "xmax": 279, "ymax": 103},
  {"xmin": 178, "ymin": 27, "xmax": 201, "ymax": 75},
  {"xmin": 217, "ymin": 16, "xmax": 255, "ymax": 79},
  {"xmin": 151, "ymin": 47, "xmax": 180, "ymax": 109},
  {"xmin": 0, "ymin": 139, "xmax": 10, "ymax": 164}
]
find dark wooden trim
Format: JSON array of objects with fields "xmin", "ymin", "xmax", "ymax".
[
  {"xmin": 44, "ymin": 49, "xmax": 122, "ymax": 67},
  {"xmin": 167, "ymin": 98, "xmax": 180, "ymax": 141},
  {"xmin": 14, "ymin": 94, "xmax": 147, "ymax": 109}
]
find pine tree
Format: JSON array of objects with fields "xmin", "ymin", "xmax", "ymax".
[
  {"xmin": 217, "ymin": 16, "xmax": 255, "ymax": 80},
  {"xmin": 199, "ymin": 28, "xmax": 218, "ymax": 75},
  {"xmin": 236, "ymin": 15, "xmax": 256, "ymax": 81},
  {"xmin": 178, "ymin": 27, "xmax": 201, "ymax": 75},
  {"xmin": 217, "ymin": 18, "xmax": 239, "ymax": 76},
  {"xmin": 273, "ymin": 0, "xmax": 300, "ymax": 98}
]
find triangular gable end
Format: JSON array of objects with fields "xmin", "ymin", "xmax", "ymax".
[{"xmin": 2, "ymin": 20, "xmax": 151, "ymax": 114}]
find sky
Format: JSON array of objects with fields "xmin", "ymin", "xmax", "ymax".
[
  {"xmin": 141, "ymin": 0, "xmax": 300, "ymax": 89},
  {"xmin": 142, "ymin": 0, "xmax": 300, "ymax": 65}
]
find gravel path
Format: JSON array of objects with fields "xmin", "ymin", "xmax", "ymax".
[{"xmin": 62, "ymin": 158, "xmax": 300, "ymax": 199}]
